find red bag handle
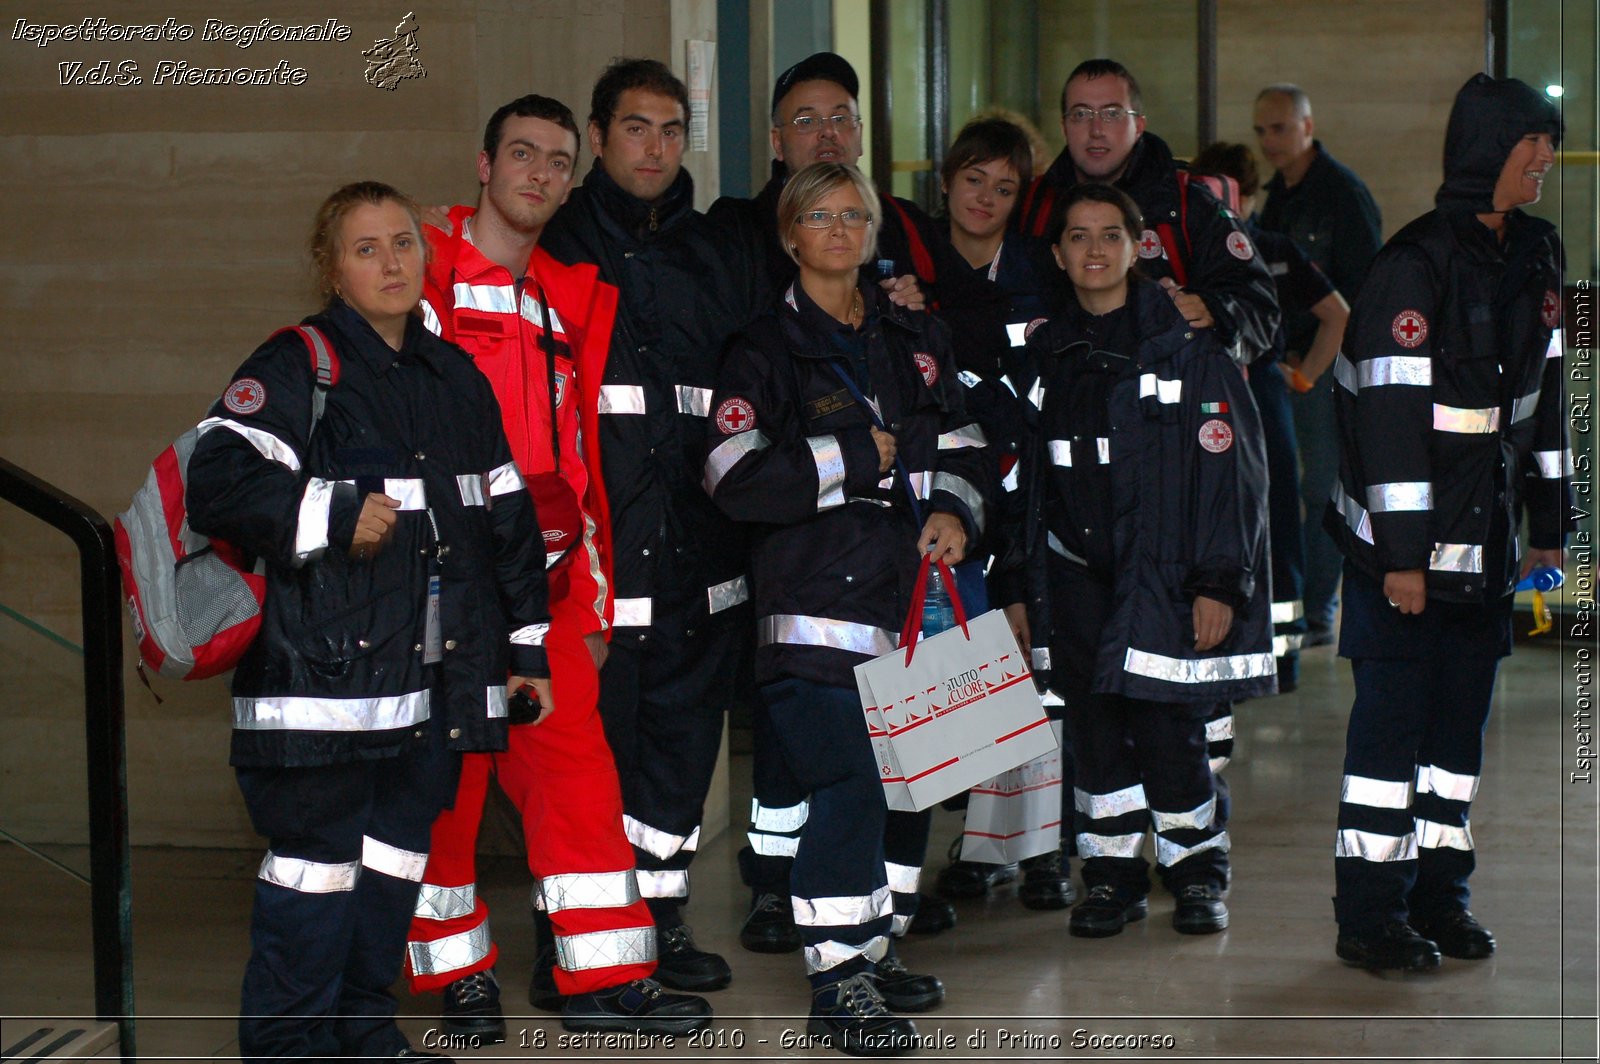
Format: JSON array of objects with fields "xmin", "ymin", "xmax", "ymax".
[{"xmin": 897, "ymin": 551, "xmax": 971, "ymax": 665}]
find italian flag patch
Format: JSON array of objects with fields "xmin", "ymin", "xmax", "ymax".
[{"xmin": 1200, "ymin": 402, "xmax": 1229, "ymax": 414}]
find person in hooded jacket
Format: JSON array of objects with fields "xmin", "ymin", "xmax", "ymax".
[
  {"xmin": 706, "ymin": 162, "xmax": 991, "ymax": 1054},
  {"xmin": 995, "ymin": 182, "xmax": 1274, "ymax": 941},
  {"xmin": 1327, "ymin": 74, "xmax": 1570, "ymax": 972}
]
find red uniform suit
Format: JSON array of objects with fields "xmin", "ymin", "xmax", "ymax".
[{"xmin": 406, "ymin": 206, "xmax": 657, "ymax": 995}]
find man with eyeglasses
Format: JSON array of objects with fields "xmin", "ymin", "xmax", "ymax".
[{"xmin": 1017, "ymin": 58, "xmax": 1278, "ymax": 368}]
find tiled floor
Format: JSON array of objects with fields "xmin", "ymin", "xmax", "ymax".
[{"xmin": 3, "ymin": 636, "xmax": 1596, "ymax": 1062}]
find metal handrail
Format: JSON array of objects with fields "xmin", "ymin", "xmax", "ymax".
[{"xmin": 0, "ymin": 456, "xmax": 134, "ymax": 1061}]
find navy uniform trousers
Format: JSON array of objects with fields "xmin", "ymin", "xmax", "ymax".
[
  {"xmin": 1333, "ymin": 565, "xmax": 1512, "ymax": 934},
  {"xmin": 235, "ymin": 716, "xmax": 457, "ymax": 1062}
]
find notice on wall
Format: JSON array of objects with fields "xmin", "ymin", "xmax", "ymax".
[{"xmin": 686, "ymin": 39, "xmax": 715, "ymax": 153}]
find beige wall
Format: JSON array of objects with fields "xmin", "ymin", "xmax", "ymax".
[{"xmin": 0, "ymin": 1, "xmax": 713, "ymax": 848}]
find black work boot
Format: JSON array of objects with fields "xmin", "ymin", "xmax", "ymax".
[
  {"xmin": 872, "ymin": 950, "xmax": 944, "ymax": 1012},
  {"xmin": 739, "ymin": 891, "xmax": 802, "ymax": 953},
  {"xmin": 1068, "ymin": 884, "xmax": 1148, "ymax": 938},
  {"xmin": 440, "ymin": 968, "xmax": 506, "ymax": 1043},
  {"xmin": 906, "ymin": 893, "xmax": 956, "ymax": 935},
  {"xmin": 528, "ymin": 906, "xmax": 564, "ymax": 1011},
  {"xmin": 1171, "ymin": 883, "xmax": 1229, "ymax": 934},
  {"xmin": 561, "ymin": 977, "xmax": 712, "ymax": 1035},
  {"xmin": 1411, "ymin": 909, "xmax": 1495, "ymax": 960},
  {"xmin": 1335, "ymin": 921, "xmax": 1443, "ymax": 971},
  {"xmin": 655, "ymin": 923, "xmax": 732, "ymax": 991},
  {"xmin": 808, "ymin": 972, "xmax": 918, "ymax": 1056},
  {"xmin": 935, "ymin": 835, "xmax": 1017, "ymax": 898},
  {"xmin": 1018, "ymin": 849, "xmax": 1076, "ymax": 910}
]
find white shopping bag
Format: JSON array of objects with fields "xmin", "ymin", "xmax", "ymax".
[
  {"xmin": 961, "ymin": 721, "xmax": 1066, "ymax": 864},
  {"xmin": 855, "ymin": 556, "xmax": 1056, "ymax": 812}
]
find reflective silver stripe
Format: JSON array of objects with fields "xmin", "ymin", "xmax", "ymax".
[
  {"xmin": 1123, "ymin": 648, "xmax": 1275, "ymax": 684},
  {"xmin": 234, "ymin": 690, "xmax": 430, "ymax": 732},
  {"xmin": 932, "ymin": 471, "xmax": 985, "ymax": 532},
  {"xmin": 1271, "ymin": 600, "xmax": 1304, "ymax": 625},
  {"xmin": 1031, "ymin": 647, "xmax": 1052, "ymax": 670},
  {"xmin": 1074, "ymin": 783, "xmax": 1148, "ymax": 820},
  {"xmin": 1156, "ymin": 830, "xmax": 1230, "ymax": 867},
  {"xmin": 1534, "ymin": 449, "xmax": 1573, "ymax": 479},
  {"xmin": 707, "ymin": 575, "xmax": 749, "ymax": 613},
  {"xmin": 486, "ymin": 685, "xmax": 506, "ymax": 720},
  {"xmin": 1001, "ymin": 462, "xmax": 1020, "ymax": 492},
  {"xmin": 197, "ymin": 417, "xmax": 301, "ymax": 471},
  {"xmin": 749, "ymin": 832, "xmax": 800, "ymax": 857},
  {"xmin": 1334, "ymin": 828, "xmax": 1417, "ymax": 862},
  {"xmin": 295, "ymin": 477, "xmax": 335, "ymax": 562},
  {"xmin": 1048, "ymin": 440, "xmax": 1072, "ymax": 467},
  {"xmin": 1028, "ymin": 378, "xmax": 1046, "ymax": 409},
  {"xmin": 957, "ymin": 370, "xmax": 984, "ymax": 387},
  {"xmin": 538, "ymin": 871, "xmax": 642, "ymax": 913},
  {"xmin": 554, "ymin": 925, "xmax": 657, "ymax": 973},
  {"xmin": 635, "ymin": 869, "xmax": 689, "ymax": 899},
  {"xmin": 1006, "ymin": 321, "xmax": 1029, "ymax": 346},
  {"xmin": 487, "ymin": 461, "xmax": 524, "ymax": 497},
  {"xmin": 363, "ymin": 836, "xmax": 428, "ymax": 881},
  {"xmin": 1332, "ymin": 486, "xmax": 1375, "ymax": 544},
  {"xmin": 1151, "ymin": 796, "xmax": 1217, "ymax": 833},
  {"xmin": 1209, "ymin": 755, "xmax": 1230, "ymax": 775},
  {"xmin": 1429, "ymin": 542, "xmax": 1483, "ymax": 574},
  {"xmin": 937, "ymin": 424, "xmax": 988, "ymax": 450},
  {"xmin": 704, "ymin": 431, "xmax": 771, "ymax": 493},
  {"xmin": 1511, "ymin": 388, "xmax": 1541, "ymax": 423},
  {"xmin": 1272, "ymin": 634, "xmax": 1303, "ymax": 656},
  {"xmin": 598, "ymin": 384, "xmax": 647, "ymax": 415},
  {"xmin": 805, "ymin": 935, "xmax": 889, "ymax": 975},
  {"xmin": 612, "ymin": 597, "xmax": 652, "ymax": 628},
  {"xmin": 1366, "ymin": 481, "xmax": 1432, "ymax": 513},
  {"xmin": 521, "ymin": 290, "xmax": 566, "ymax": 335},
  {"xmin": 419, "ymin": 299, "xmax": 443, "ymax": 336},
  {"xmin": 623, "ymin": 815, "xmax": 700, "ymax": 860},
  {"xmin": 510, "ymin": 623, "xmax": 549, "ymax": 646},
  {"xmin": 1415, "ymin": 818, "xmax": 1474, "ymax": 850},
  {"xmin": 675, "ymin": 385, "xmax": 712, "ymax": 417},
  {"xmin": 751, "ymin": 799, "xmax": 810, "ymax": 832},
  {"xmin": 581, "ymin": 513, "xmax": 608, "ymax": 632},
  {"xmin": 1341, "ymin": 774, "xmax": 1413, "ymax": 810},
  {"xmin": 414, "ymin": 883, "xmax": 476, "ymax": 920},
  {"xmin": 884, "ymin": 862, "xmax": 920, "ymax": 895},
  {"xmin": 1415, "ymin": 764, "xmax": 1479, "ymax": 802},
  {"xmin": 1204, "ymin": 715, "xmax": 1234, "ymax": 743},
  {"xmin": 1138, "ymin": 373, "xmax": 1182, "ymax": 404},
  {"xmin": 259, "ymin": 852, "xmax": 359, "ymax": 893},
  {"xmin": 408, "ymin": 923, "xmax": 492, "ymax": 978},
  {"xmin": 793, "ymin": 885, "xmax": 893, "ymax": 927},
  {"xmin": 1077, "ymin": 832, "xmax": 1145, "ymax": 858},
  {"xmin": 809, "ymin": 434, "xmax": 847, "ymax": 509},
  {"xmin": 891, "ymin": 914, "xmax": 911, "ymax": 936},
  {"xmin": 1334, "ymin": 354, "xmax": 1432, "ymax": 392},
  {"xmin": 336, "ymin": 477, "xmax": 426, "ymax": 511},
  {"xmin": 758, "ymin": 614, "xmax": 897, "ymax": 657},
  {"xmin": 1432, "ymin": 403, "xmax": 1501, "ymax": 433},
  {"xmin": 1547, "ymin": 328, "xmax": 1565, "ymax": 358},
  {"xmin": 451, "ymin": 280, "xmax": 516, "ymax": 315},
  {"xmin": 456, "ymin": 474, "xmax": 486, "ymax": 507},
  {"xmin": 1096, "ymin": 437, "xmax": 1110, "ymax": 464},
  {"xmin": 1047, "ymin": 531, "xmax": 1087, "ymax": 565}
]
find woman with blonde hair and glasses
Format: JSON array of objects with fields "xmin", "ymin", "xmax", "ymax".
[
  {"xmin": 187, "ymin": 181, "xmax": 553, "ymax": 1061},
  {"xmin": 704, "ymin": 163, "xmax": 990, "ymax": 1056}
]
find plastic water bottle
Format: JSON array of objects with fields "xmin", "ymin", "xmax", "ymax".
[
  {"xmin": 1514, "ymin": 565, "xmax": 1565, "ymax": 593},
  {"xmin": 922, "ymin": 563, "xmax": 958, "ymax": 636}
]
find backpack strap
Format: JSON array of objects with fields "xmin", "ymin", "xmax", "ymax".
[
  {"xmin": 1153, "ymin": 170, "xmax": 1196, "ymax": 289},
  {"xmin": 270, "ymin": 324, "xmax": 341, "ymax": 433},
  {"xmin": 884, "ymin": 197, "xmax": 938, "ymax": 286}
]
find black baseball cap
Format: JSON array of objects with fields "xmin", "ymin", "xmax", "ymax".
[{"xmin": 771, "ymin": 52, "xmax": 859, "ymax": 120}]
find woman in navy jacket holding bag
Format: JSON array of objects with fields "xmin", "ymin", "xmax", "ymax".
[
  {"xmin": 705, "ymin": 162, "xmax": 990, "ymax": 1056},
  {"xmin": 993, "ymin": 183, "xmax": 1273, "ymax": 942}
]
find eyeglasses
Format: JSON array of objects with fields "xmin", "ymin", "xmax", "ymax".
[
  {"xmin": 794, "ymin": 209, "xmax": 873, "ymax": 229},
  {"xmin": 785, "ymin": 113, "xmax": 862, "ymax": 136},
  {"xmin": 1065, "ymin": 106, "xmax": 1141, "ymax": 125}
]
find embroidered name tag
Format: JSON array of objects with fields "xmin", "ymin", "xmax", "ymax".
[{"xmin": 805, "ymin": 388, "xmax": 856, "ymax": 420}]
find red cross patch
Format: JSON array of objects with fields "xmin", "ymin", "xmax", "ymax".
[
  {"xmin": 1391, "ymin": 309, "xmax": 1428, "ymax": 349},
  {"xmin": 553, "ymin": 370, "xmax": 568, "ymax": 409},
  {"xmin": 914, "ymin": 351, "xmax": 939, "ymax": 388},
  {"xmin": 1138, "ymin": 229, "xmax": 1164, "ymax": 259},
  {"xmin": 1542, "ymin": 289, "xmax": 1561, "ymax": 329},
  {"xmin": 223, "ymin": 377, "xmax": 266, "ymax": 415},
  {"xmin": 1198, "ymin": 418, "xmax": 1233, "ymax": 454},
  {"xmin": 1226, "ymin": 231, "xmax": 1254, "ymax": 261},
  {"xmin": 715, "ymin": 397, "xmax": 755, "ymax": 435},
  {"xmin": 1025, "ymin": 317, "xmax": 1048, "ymax": 340}
]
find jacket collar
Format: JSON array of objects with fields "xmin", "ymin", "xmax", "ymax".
[
  {"xmin": 581, "ymin": 161, "xmax": 695, "ymax": 241},
  {"xmin": 321, "ymin": 299, "xmax": 447, "ymax": 377}
]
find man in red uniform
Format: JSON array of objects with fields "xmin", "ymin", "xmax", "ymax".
[{"xmin": 405, "ymin": 93, "xmax": 711, "ymax": 1039}]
